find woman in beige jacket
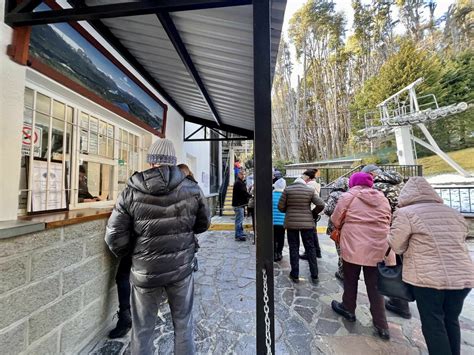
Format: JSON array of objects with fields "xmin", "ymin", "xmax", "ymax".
[{"xmin": 388, "ymin": 177, "xmax": 474, "ymax": 355}]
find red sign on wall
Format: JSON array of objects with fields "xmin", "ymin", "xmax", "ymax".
[{"xmin": 21, "ymin": 123, "xmax": 42, "ymax": 157}]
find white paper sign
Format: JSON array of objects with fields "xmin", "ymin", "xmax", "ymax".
[{"xmin": 32, "ymin": 161, "xmax": 66, "ymax": 211}]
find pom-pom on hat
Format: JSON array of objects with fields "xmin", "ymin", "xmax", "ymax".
[
  {"xmin": 349, "ymin": 172, "xmax": 374, "ymax": 188},
  {"xmin": 147, "ymin": 138, "xmax": 177, "ymax": 166}
]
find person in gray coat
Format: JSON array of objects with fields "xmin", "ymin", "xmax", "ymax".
[
  {"xmin": 105, "ymin": 138, "xmax": 210, "ymax": 355},
  {"xmin": 278, "ymin": 177, "xmax": 325, "ymax": 283}
]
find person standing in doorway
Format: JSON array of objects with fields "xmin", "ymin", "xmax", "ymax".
[
  {"xmin": 362, "ymin": 164, "xmax": 412, "ymax": 319},
  {"xmin": 278, "ymin": 175, "xmax": 325, "ymax": 283},
  {"xmin": 388, "ymin": 177, "xmax": 474, "ymax": 355},
  {"xmin": 232, "ymin": 170, "xmax": 251, "ymax": 241},
  {"xmin": 105, "ymin": 138, "xmax": 210, "ymax": 355}
]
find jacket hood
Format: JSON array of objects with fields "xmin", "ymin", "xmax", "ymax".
[
  {"xmin": 398, "ymin": 177, "xmax": 443, "ymax": 207},
  {"xmin": 374, "ymin": 170, "xmax": 403, "ymax": 185},
  {"xmin": 294, "ymin": 177, "xmax": 306, "ymax": 185},
  {"xmin": 128, "ymin": 165, "xmax": 187, "ymax": 195},
  {"xmin": 332, "ymin": 177, "xmax": 349, "ymax": 192},
  {"xmin": 349, "ymin": 185, "xmax": 383, "ymax": 207}
]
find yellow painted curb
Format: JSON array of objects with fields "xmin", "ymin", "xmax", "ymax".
[{"xmin": 209, "ymin": 224, "xmax": 327, "ymax": 234}]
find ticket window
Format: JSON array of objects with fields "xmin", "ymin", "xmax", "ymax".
[{"xmin": 78, "ymin": 162, "xmax": 113, "ymax": 203}]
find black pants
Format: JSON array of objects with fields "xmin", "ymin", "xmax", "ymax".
[
  {"xmin": 413, "ymin": 286, "xmax": 471, "ymax": 355},
  {"xmin": 273, "ymin": 225, "xmax": 285, "ymax": 254},
  {"xmin": 343, "ymin": 261, "xmax": 388, "ymax": 329},
  {"xmin": 312, "ymin": 229, "xmax": 321, "ymax": 255},
  {"xmin": 287, "ymin": 229, "xmax": 318, "ymax": 278},
  {"xmin": 116, "ymin": 254, "xmax": 132, "ymax": 311}
]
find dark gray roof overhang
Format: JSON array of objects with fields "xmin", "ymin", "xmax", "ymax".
[{"xmin": 5, "ymin": 0, "xmax": 286, "ymax": 139}]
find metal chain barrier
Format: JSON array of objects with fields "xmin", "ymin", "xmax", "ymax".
[{"xmin": 262, "ymin": 268, "xmax": 272, "ymax": 355}]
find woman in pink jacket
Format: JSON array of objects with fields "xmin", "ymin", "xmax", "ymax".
[
  {"xmin": 388, "ymin": 177, "xmax": 473, "ymax": 355},
  {"xmin": 330, "ymin": 172, "xmax": 393, "ymax": 340}
]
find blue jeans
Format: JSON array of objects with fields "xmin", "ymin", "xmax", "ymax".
[{"xmin": 234, "ymin": 207, "xmax": 245, "ymax": 237}]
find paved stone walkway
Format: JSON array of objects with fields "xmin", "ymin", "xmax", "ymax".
[{"xmin": 88, "ymin": 229, "xmax": 474, "ymax": 354}]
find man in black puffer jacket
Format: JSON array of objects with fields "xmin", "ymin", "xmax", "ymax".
[{"xmin": 105, "ymin": 138, "xmax": 210, "ymax": 355}]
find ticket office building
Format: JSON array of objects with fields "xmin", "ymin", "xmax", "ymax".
[{"xmin": 0, "ymin": 4, "xmax": 219, "ymax": 353}]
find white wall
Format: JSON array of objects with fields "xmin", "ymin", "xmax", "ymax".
[
  {"xmin": 0, "ymin": 2, "xmax": 26, "ymax": 221},
  {"xmin": 183, "ymin": 123, "xmax": 211, "ymax": 196}
]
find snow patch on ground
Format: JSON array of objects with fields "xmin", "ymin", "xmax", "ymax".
[{"xmin": 426, "ymin": 173, "xmax": 474, "ymax": 186}]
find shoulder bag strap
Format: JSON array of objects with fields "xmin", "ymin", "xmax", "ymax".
[{"xmin": 340, "ymin": 191, "xmax": 361, "ymax": 227}]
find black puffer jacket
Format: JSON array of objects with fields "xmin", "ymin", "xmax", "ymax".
[{"xmin": 105, "ymin": 166, "xmax": 210, "ymax": 288}]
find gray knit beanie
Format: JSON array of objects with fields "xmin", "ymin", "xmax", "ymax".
[{"xmin": 147, "ymin": 138, "xmax": 177, "ymax": 165}]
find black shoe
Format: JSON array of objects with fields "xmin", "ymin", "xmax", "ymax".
[
  {"xmin": 374, "ymin": 325, "xmax": 390, "ymax": 340},
  {"xmin": 311, "ymin": 276, "xmax": 319, "ymax": 284},
  {"xmin": 335, "ymin": 271, "xmax": 344, "ymax": 281},
  {"xmin": 316, "ymin": 252, "xmax": 322, "ymax": 259},
  {"xmin": 331, "ymin": 300, "xmax": 356, "ymax": 322},
  {"xmin": 299, "ymin": 253, "xmax": 308, "ymax": 260},
  {"xmin": 109, "ymin": 308, "xmax": 132, "ymax": 339},
  {"xmin": 289, "ymin": 273, "xmax": 299, "ymax": 283},
  {"xmin": 385, "ymin": 299, "xmax": 412, "ymax": 319},
  {"xmin": 235, "ymin": 236, "xmax": 247, "ymax": 241}
]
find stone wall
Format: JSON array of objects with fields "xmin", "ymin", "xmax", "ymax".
[{"xmin": 0, "ymin": 219, "xmax": 118, "ymax": 355}]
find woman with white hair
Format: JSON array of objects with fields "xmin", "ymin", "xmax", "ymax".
[{"xmin": 272, "ymin": 176, "xmax": 287, "ymax": 261}]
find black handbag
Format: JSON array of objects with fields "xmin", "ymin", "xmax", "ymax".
[{"xmin": 376, "ymin": 248, "xmax": 414, "ymax": 302}]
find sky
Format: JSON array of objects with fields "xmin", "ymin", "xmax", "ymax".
[{"xmin": 282, "ymin": 0, "xmax": 456, "ymax": 86}]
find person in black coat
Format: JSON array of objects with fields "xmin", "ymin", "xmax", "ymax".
[
  {"xmin": 232, "ymin": 170, "xmax": 251, "ymax": 241},
  {"xmin": 105, "ymin": 138, "xmax": 210, "ymax": 355}
]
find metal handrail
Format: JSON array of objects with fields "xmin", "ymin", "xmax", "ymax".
[
  {"xmin": 434, "ymin": 186, "xmax": 474, "ymax": 214},
  {"xmin": 218, "ymin": 148, "xmax": 231, "ymax": 216}
]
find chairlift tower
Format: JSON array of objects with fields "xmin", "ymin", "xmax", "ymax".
[{"xmin": 362, "ymin": 78, "xmax": 471, "ymax": 177}]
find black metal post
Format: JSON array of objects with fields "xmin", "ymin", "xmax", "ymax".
[{"xmin": 254, "ymin": 0, "xmax": 274, "ymax": 354}]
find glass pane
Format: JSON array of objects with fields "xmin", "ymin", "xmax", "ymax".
[
  {"xmin": 35, "ymin": 112, "xmax": 50, "ymax": 159},
  {"xmin": 18, "ymin": 156, "xmax": 28, "ymax": 211},
  {"xmin": 89, "ymin": 117, "xmax": 99, "ymax": 155},
  {"xmin": 90, "ymin": 117, "xmax": 99, "ymax": 133},
  {"xmin": 51, "ymin": 118, "xmax": 65, "ymax": 161},
  {"xmin": 99, "ymin": 121, "xmax": 107, "ymax": 136},
  {"xmin": 80, "ymin": 112, "xmax": 89, "ymax": 129},
  {"xmin": 37, "ymin": 93, "xmax": 51, "ymax": 115},
  {"xmin": 24, "ymin": 106, "xmax": 33, "ymax": 124},
  {"xmin": 24, "ymin": 88, "xmax": 34, "ymax": 109},
  {"xmin": 66, "ymin": 106, "xmax": 73, "ymax": 123},
  {"xmin": 65, "ymin": 123, "xmax": 73, "ymax": 155},
  {"xmin": 107, "ymin": 124, "xmax": 114, "ymax": 138},
  {"xmin": 133, "ymin": 135, "xmax": 138, "ymax": 152},
  {"xmin": 107, "ymin": 138, "xmax": 114, "ymax": 159},
  {"xmin": 89, "ymin": 132, "xmax": 98, "ymax": 155},
  {"xmin": 53, "ymin": 100, "xmax": 65, "ymax": 121},
  {"xmin": 80, "ymin": 129, "xmax": 88, "ymax": 153},
  {"xmin": 99, "ymin": 134, "xmax": 107, "ymax": 157}
]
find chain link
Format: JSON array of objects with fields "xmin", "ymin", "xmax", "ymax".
[{"xmin": 262, "ymin": 268, "xmax": 272, "ymax": 355}]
